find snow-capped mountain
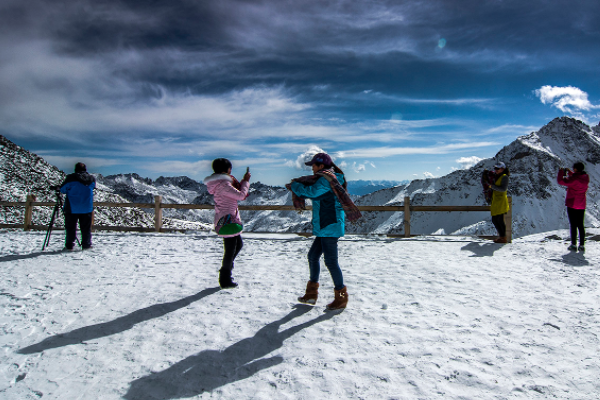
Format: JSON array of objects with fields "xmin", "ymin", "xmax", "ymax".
[
  {"xmin": 96, "ymin": 174, "xmax": 310, "ymax": 232},
  {"xmin": 3, "ymin": 117, "xmax": 598, "ymax": 237},
  {"xmin": 346, "ymin": 180, "xmax": 408, "ymax": 196},
  {"xmin": 0, "ymin": 135, "xmax": 206, "ymax": 231},
  {"xmin": 352, "ymin": 117, "xmax": 600, "ymax": 237}
]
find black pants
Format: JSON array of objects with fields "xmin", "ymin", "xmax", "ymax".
[
  {"xmin": 221, "ymin": 235, "xmax": 243, "ymax": 282},
  {"xmin": 491, "ymin": 214, "xmax": 506, "ymax": 237},
  {"xmin": 65, "ymin": 212, "xmax": 93, "ymax": 249},
  {"xmin": 567, "ymin": 207, "xmax": 585, "ymax": 246}
]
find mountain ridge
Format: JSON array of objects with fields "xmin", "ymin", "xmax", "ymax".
[{"xmin": 2, "ymin": 116, "xmax": 599, "ymax": 237}]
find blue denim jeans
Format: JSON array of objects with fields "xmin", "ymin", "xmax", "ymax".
[{"xmin": 307, "ymin": 237, "xmax": 344, "ymax": 290}]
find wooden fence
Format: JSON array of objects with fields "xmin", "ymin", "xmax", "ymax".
[{"xmin": 0, "ymin": 195, "xmax": 513, "ymax": 242}]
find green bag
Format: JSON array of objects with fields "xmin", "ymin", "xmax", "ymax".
[{"xmin": 216, "ymin": 214, "xmax": 243, "ymax": 235}]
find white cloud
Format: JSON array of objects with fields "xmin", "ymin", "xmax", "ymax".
[
  {"xmin": 423, "ymin": 172, "xmax": 435, "ymax": 179},
  {"xmin": 534, "ymin": 85, "xmax": 599, "ymax": 114},
  {"xmin": 286, "ymin": 146, "xmax": 327, "ymax": 170},
  {"xmin": 338, "ymin": 142, "xmax": 498, "ymax": 159},
  {"xmin": 38, "ymin": 155, "xmax": 122, "ymax": 172},
  {"xmin": 455, "ymin": 156, "xmax": 484, "ymax": 169}
]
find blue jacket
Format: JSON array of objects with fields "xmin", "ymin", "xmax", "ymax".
[
  {"xmin": 60, "ymin": 172, "xmax": 96, "ymax": 214},
  {"xmin": 291, "ymin": 173, "xmax": 345, "ymax": 237}
]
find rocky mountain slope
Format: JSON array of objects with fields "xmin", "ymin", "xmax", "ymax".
[
  {"xmin": 353, "ymin": 117, "xmax": 600, "ymax": 237},
  {"xmin": 3, "ymin": 117, "xmax": 598, "ymax": 238},
  {"xmin": 0, "ymin": 135, "xmax": 207, "ymax": 231}
]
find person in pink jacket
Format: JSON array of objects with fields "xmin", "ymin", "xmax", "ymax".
[
  {"xmin": 204, "ymin": 158, "xmax": 251, "ymax": 288},
  {"xmin": 557, "ymin": 162, "xmax": 589, "ymax": 252}
]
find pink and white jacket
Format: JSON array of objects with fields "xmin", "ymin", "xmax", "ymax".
[
  {"xmin": 204, "ymin": 173, "xmax": 250, "ymax": 237},
  {"xmin": 557, "ymin": 170, "xmax": 589, "ymax": 210}
]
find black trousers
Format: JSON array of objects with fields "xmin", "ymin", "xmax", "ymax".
[
  {"xmin": 221, "ymin": 235, "xmax": 243, "ymax": 281},
  {"xmin": 65, "ymin": 212, "xmax": 93, "ymax": 249},
  {"xmin": 491, "ymin": 214, "xmax": 506, "ymax": 237},
  {"xmin": 567, "ymin": 207, "xmax": 585, "ymax": 246}
]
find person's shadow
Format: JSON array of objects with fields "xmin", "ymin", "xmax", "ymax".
[
  {"xmin": 561, "ymin": 252, "xmax": 589, "ymax": 267},
  {"xmin": 18, "ymin": 287, "xmax": 221, "ymax": 354},
  {"xmin": 460, "ymin": 242, "xmax": 504, "ymax": 257},
  {"xmin": 123, "ymin": 305, "xmax": 339, "ymax": 400},
  {"xmin": 0, "ymin": 249, "xmax": 65, "ymax": 263}
]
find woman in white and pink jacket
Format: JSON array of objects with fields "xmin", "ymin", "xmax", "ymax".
[{"xmin": 204, "ymin": 158, "xmax": 251, "ymax": 288}]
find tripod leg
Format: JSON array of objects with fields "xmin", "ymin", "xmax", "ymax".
[{"xmin": 42, "ymin": 203, "xmax": 59, "ymax": 251}]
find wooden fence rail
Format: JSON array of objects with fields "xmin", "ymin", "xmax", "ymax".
[{"xmin": 0, "ymin": 195, "xmax": 513, "ymax": 242}]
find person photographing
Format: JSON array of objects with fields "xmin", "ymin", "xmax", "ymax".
[
  {"xmin": 557, "ymin": 162, "xmax": 589, "ymax": 252},
  {"xmin": 489, "ymin": 162, "xmax": 510, "ymax": 243},
  {"xmin": 204, "ymin": 158, "xmax": 251, "ymax": 288},
  {"xmin": 60, "ymin": 162, "xmax": 96, "ymax": 250}
]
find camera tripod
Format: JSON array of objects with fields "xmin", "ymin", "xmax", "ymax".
[{"xmin": 42, "ymin": 190, "xmax": 80, "ymax": 251}]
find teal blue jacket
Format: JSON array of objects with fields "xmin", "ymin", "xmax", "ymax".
[{"xmin": 291, "ymin": 173, "xmax": 345, "ymax": 237}]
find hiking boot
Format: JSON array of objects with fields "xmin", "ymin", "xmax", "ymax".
[
  {"xmin": 578, "ymin": 245, "xmax": 585, "ymax": 252},
  {"xmin": 220, "ymin": 281, "xmax": 238, "ymax": 289},
  {"xmin": 298, "ymin": 281, "xmax": 319, "ymax": 305},
  {"xmin": 326, "ymin": 286, "xmax": 348, "ymax": 310},
  {"xmin": 567, "ymin": 244, "xmax": 578, "ymax": 251},
  {"xmin": 62, "ymin": 247, "xmax": 74, "ymax": 252},
  {"xmin": 493, "ymin": 236, "xmax": 507, "ymax": 244},
  {"xmin": 219, "ymin": 268, "xmax": 237, "ymax": 289}
]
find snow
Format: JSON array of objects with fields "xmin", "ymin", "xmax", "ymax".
[{"xmin": 1, "ymin": 229, "xmax": 600, "ymax": 399}]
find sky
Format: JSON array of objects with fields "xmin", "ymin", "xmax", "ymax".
[{"xmin": 1, "ymin": 0, "xmax": 599, "ymax": 186}]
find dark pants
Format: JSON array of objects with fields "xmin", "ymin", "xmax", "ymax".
[
  {"xmin": 65, "ymin": 212, "xmax": 93, "ymax": 249},
  {"xmin": 491, "ymin": 214, "xmax": 506, "ymax": 237},
  {"xmin": 308, "ymin": 237, "xmax": 344, "ymax": 290},
  {"xmin": 567, "ymin": 207, "xmax": 585, "ymax": 246},
  {"xmin": 221, "ymin": 235, "xmax": 243, "ymax": 282}
]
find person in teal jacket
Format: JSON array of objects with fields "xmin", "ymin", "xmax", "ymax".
[{"xmin": 289, "ymin": 153, "xmax": 349, "ymax": 310}]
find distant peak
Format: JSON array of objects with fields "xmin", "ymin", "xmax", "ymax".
[{"xmin": 537, "ymin": 116, "xmax": 591, "ymax": 139}]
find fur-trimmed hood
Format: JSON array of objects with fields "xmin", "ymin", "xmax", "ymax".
[{"xmin": 204, "ymin": 173, "xmax": 233, "ymax": 195}]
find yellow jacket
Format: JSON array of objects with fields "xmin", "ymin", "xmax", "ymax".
[{"xmin": 491, "ymin": 174, "xmax": 509, "ymax": 216}]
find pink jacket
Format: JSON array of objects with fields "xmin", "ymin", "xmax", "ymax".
[
  {"xmin": 204, "ymin": 174, "xmax": 250, "ymax": 237},
  {"xmin": 557, "ymin": 170, "xmax": 589, "ymax": 209}
]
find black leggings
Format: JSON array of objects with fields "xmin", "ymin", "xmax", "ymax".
[
  {"xmin": 491, "ymin": 214, "xmax": 506, "ymax": 237},
  {"xmin": 222, "ymin": 235, "xmax": 243, "ymax": 275},
  {"xmin": 567, "ymin": 207, "xmax": 585, "ymax": 246}
]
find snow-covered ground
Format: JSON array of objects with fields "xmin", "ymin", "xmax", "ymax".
[{"xmin": 1, "ymin": 229, "xmax": 599, "ymax": 399}]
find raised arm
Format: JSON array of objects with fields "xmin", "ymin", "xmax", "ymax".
[
  {"xmin": 291, "ymin": 177, "xmax": 331, "ymax": 199},
  {"xmin": 491, "ymin": 175, "xmax": 509, "ymax": 192}
]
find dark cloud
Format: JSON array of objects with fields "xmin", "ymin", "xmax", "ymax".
[
  {"xmin": 4, "ymin": 0, "xmax": 599, "ymax": 97},
  {"xmin": 1, "ymin": 0, "xmax": 599, "ymax": 182}
]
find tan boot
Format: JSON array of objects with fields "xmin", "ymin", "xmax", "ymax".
[
  {"xmin": 326, "ymin": 286, "xmax": 348, "ymax": 310},
  {"xmin": 494, "ymin": 236, "xmax": 507, "ymax": 243},
  {"xmin": 298, "ymin": 281, "xmax": 319, "ymax": 305}
]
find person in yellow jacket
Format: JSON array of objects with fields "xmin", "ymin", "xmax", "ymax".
[{"xmin": 490, "ymin": 162, "xmax": 510, "ymax": 243}]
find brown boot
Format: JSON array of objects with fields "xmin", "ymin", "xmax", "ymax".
[
  {"xmin": 494, "ymin": 236, "xmax": 507, "ymax": 243},
  {"xmin": 298, "ymin": 281, "xmax": 319, "ymax": 305},
  {"xmin": 326, "ymin": 286, "xmax": 348, "ymax": 310}
]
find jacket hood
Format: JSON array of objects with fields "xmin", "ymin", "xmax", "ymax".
[
  {"xmin": 64, "ymin": 171, "xmax": 96, "ymax": 186},
  {"xmin": 204, "ymin": 173, "xmax": 232, "ymax": 194}
]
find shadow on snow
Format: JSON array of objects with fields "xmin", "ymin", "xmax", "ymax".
[
  {"xmin": 124, "ymin": 305, "xmax": 339, "ymax": 400},
  {"xmin": 460, "ymin": 242, "xmax": 505, "ymax": 257},
  {"xmin": 18, "ymin": 287, "xmax": 221, "ymax": 354}
]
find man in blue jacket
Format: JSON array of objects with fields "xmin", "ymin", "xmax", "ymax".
[{"xmin": 60, "ymin": 162, "xmax": 96, "ymax": 250}]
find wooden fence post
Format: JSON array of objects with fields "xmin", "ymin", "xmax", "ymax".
[
  {"xmin": 154, "ymin": 195, "xmax": 162, "ymax": 232},
  {"xmin": 404, "ymin": 196, "xmax": 411, "ymax": 238},
  {"xmin": 23, "ymin": 194, "xmax": 35, "ymax": 231},
  {"xmin": 506, "ymin": 196, "xmax": 512, "ymax": 243}
]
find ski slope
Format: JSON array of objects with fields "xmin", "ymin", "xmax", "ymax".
[{"xmin": 1, "ymin": 229, "xmax": 599, "ymax": 399}]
